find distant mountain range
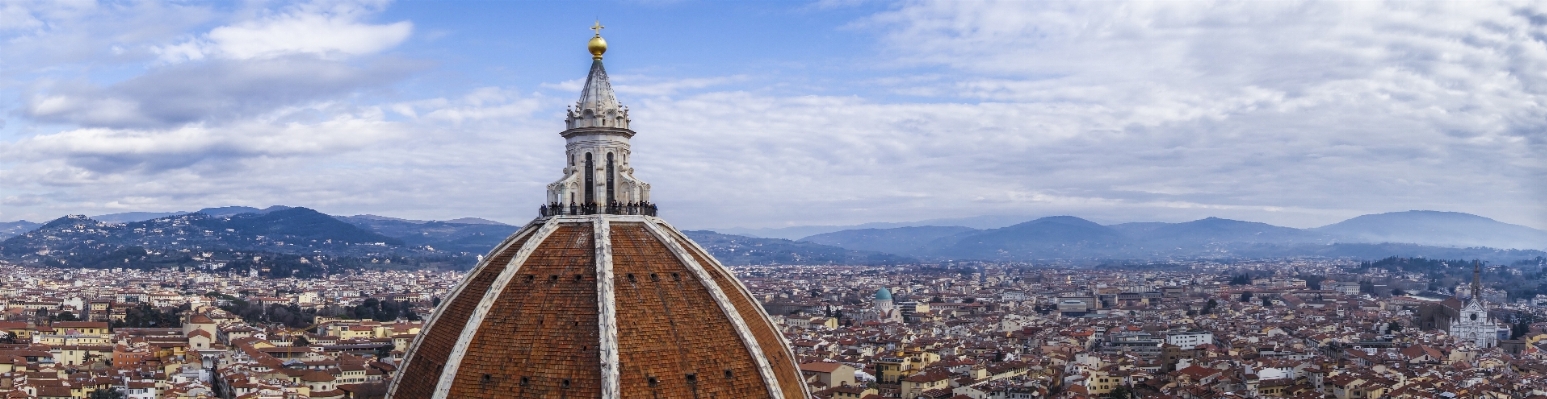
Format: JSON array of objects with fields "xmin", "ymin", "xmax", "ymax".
[
  {"xmin": 0, "ymin": 205, "xmax": 904, "ymax": 269},
  {"xmin": 0, "ymin": 206, "xmax": 526, "ymax": 272},
  {"xmin": 800, "ymin": 211, "xmax": 1547, "ymax": 262},
  {"xmin": 1313, "ymin": 211, "xmax": 1547, "ymax": 250},
  {"xmin": 2, "ymin": 208, "xmax": 1543, "ymax": 268},
  {"xmin": 335, "ymin": 215, "xmax": 518, "ymax": 254},
  {"xmin": 681, "ymin": 230, "xmax": 913, "ymax": 266},
  {"xmin": 714, "ymin": 215, "xmax": 1033, "ymax": 240},
  {"xmin": 1, "ymin": 208, "xmax": 400, "ymax": 258},
  {"xmin": 0, "ymin": 221, "xmax": 41, "ymax": 240},
  {"xmin": 86, "ymin": 205, "xmax": 295, "ymax": 224}
]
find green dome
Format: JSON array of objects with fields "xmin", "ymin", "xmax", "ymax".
[{"xmin": 875, "ymin": 287, "xmax": 893, "ymax": 301}]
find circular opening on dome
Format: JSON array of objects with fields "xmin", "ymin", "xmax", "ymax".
[
  {"xmin": 520, "ymin": 377, "xmax": 529, "ymax": 386},
  {"xmin": 650, "ymin": 273, "xmax": 659, "ymax": 282},
  {"xmin": 647, "ymin": 376, "xmax": 658, "ymax": 386},
  {"xmin": 671, "ymin": 272, "xmax": 680, "ymax": 281},
  {"xmin": 724, "ymin": 370, "xmax": 734, "ymax": 379},
  {"xmin": 626, "ymin": 274, "xmax": 636, "ymax": 283},
  {"xmin": 685, "ymin": 374, "xmax": 697, "ymax": 384},
  {"xmin": 562, "ymin": 379, "xmax": 571, "ymax": 388},
  {"xmin": 574, "ymin": 274, "xmax": 583, "ymax": 282}
]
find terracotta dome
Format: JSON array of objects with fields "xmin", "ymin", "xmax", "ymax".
[{"xmin": 386, "ymin": 27, "xmax": 808, "ymax": 399}]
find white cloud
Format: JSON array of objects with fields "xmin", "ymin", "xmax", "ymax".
[
  {"xmin": 2, "ymin": 0, "xmax": 1544, "ymax": 233},
  {"xmin": 613, "ymin": 76, "xmax": 745, "ymax": 96},
  {"xmin": 154, "ymin": 0, "xmax": 411, "ymax": 62},
  {"xmin": 0, "ymin": 2, "xmax": 47, "ymax": 31},
  {"xmin": 726, "ymin": 0, "xmax": 1547, "ymax": 229},
  {"xmin": 0, "ymin": 86, "xmax": 564, "ymax": 223},
  {"xmin": 3, "ymin": 106, "xmax": 406, "ymax": 176},
  {"xmin": 391, "ymin": 87, "xmax": 549, "ymax": 124},
  {"xmin": 24, "ymin": 56, "xmax": 423, "ymax": 128}
]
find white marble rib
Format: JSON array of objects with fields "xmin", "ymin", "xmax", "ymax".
[
  {"xmin": 642, "ymin": 220, "xmax": 786, "ymax": 399},
  {"xmin": 652, "ymin": 217, "xmax": 811, "ymax": 398},
  {"xmin": 594, "ymin": 217, "xmax": 621, "ymax": 399},
  {"xmin": 429, "ymin": 218, "xmax": 563, "ymax": 399},
  {"xmin": 386, "ymin": 220, "xmax": 539, "ymax": 399}
]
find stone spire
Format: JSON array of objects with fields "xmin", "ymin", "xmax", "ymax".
[
  {"xmin": 567, "ymin": 22, "xmax": 628, "ymax": 130},
  {"xmin": 545, "ymin": 24, "xmax": 651, "ymax": 214},
  {"xmin": 566, "ymin": 60, "xmax": 628, "ymax": 130}
]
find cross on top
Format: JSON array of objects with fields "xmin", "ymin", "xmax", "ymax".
[{"xmin": 591, "ymin": 21, "xmax": 604, "ymax": 37}]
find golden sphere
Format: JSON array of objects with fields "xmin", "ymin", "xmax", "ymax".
[{"xmin": 589, "ymin": 36, "xmax": 607, "ymax": 60}]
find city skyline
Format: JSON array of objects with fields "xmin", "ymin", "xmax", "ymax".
[{"xmin": 2, "ymin": 0, "xmax": 1544, "ymax": 231}]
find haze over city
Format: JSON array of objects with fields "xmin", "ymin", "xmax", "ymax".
[{"xmin": 2, "ymin": 1, "xmax": 1542, "ymax": 231}]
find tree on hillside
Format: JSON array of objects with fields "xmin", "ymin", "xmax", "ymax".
[
  {"xmin": 1512, "ymin": 318, "xmax": 1535, "ymax": 339},
  {"xmin": 113, "ymin": 303, "xmax": 183, "ymax": 329},
  {"xmin": 1240, "ymin": 291, "xmax": 1254, "ymax": 303},
  {"xmin": 342, "ymin": 298, "xmax": 420, "ymax": 322},
  {"xmin": 89, "ymin": 388, "xmax": 126, "ymax": 399}
]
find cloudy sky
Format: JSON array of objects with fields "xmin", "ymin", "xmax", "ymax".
[{"xmin": 1, "ymin": 0, "xmax": 1544, "ymax": 231}]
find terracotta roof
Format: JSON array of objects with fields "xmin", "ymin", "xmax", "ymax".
[
  {"xmin": 302, "ymin": 370, "xmax": 336, "ymax": 382},
  {"xmin": 391, "ymin": 219, "xmax": 808, "ymax": 398},
  {"xmin": 800, "ymin": 362, "xmax": 847, "ymax": 373}
]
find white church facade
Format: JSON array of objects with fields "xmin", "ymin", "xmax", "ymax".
[{"xmin": 1448, "ymin": 262, "xmax": 1500, "ymax": 348}]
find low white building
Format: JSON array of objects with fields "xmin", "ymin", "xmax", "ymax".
[{"xmin": 1166, "ymin": 331, "xmax": 1213, "ymax": 348}]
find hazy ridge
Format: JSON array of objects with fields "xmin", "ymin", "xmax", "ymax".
[
  {"xmin": 800, "ymin": 211, "xmax": 1547, "ymax": 262},
  {"xmin": 3, "ymin": 208, "xmax": 1544, "ymax": 267}
]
